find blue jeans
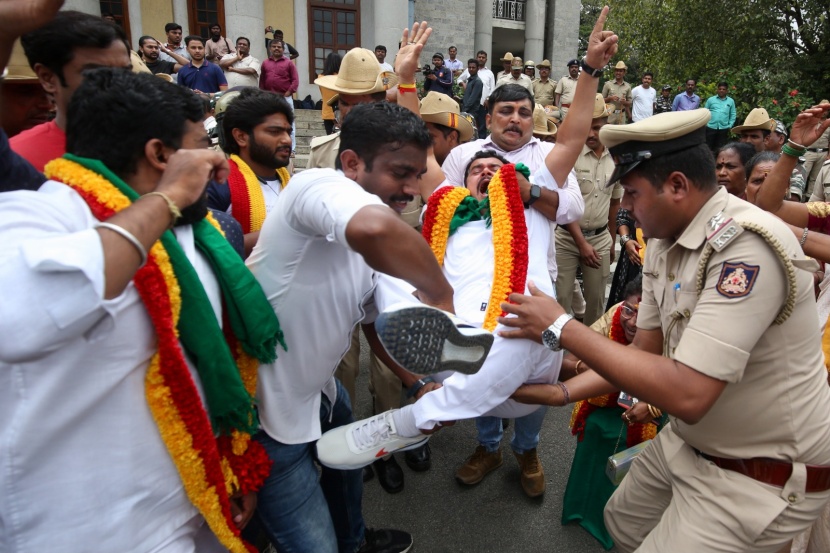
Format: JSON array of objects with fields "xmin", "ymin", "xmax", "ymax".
[
  {"xmin": 255, "ymin": 379, "xmax": 364, "ymax": 553},
  {"xmin": 476, "ymin": 406, "xmax": 548, "ymax": 454}
]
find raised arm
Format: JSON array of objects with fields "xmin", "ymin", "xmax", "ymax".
[
  {"xmin": 395, "ymin": 21, "xmax": 432, "ymax": 116},
  {"xmin": 544, "ymin": 6, "xmax": 618, "ymax": 186}
]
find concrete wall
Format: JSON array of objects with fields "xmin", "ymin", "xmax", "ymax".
[
  {"xmin": 545, "ymin": 0, "xmax": 580, "ymax": 77},
  {"xmin": 414, "ymin": 0, "xmax": 476, "ymax": 66},
  {"xmin": 62, "ymin": 0, "xmax": 98, "ymax": 14}
]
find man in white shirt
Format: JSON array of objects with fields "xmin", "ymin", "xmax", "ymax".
[
  {"xmin": 219, "ymin": 37, "xmax": 261, "ymax": 88},
  {"xmin": 631, "ymin": 72, "xmax": 656, "ymax": 122},
  {"xmin": 247, "ymin": 101, "xmax": 489, "ymax": 553},
  {"xmin": 1, "ymin": 65, "xmax": 271, "ymax": 553},
  {"xmin": 159, "ymin": 21, "xmax": 191, "ymax": 63},
  {"xmin": 374, "ymin": 44, "xmax": 394, "ymax": 72},
  {"xmin": 444, "ymin": 45, "xmax": 465, "ymax": 76}
]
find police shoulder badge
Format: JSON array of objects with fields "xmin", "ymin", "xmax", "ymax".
[{"xmin": 717, "ymin": 262, "xmax": 759, "ymax": 298}]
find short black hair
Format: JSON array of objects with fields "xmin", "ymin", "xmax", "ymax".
[
  {"xmin": 210, "ymin": 23, "xmax": 221, "ymax": 30},
  {"xmin": 449, "ymin": 45, "xmax": 457, "ymax": 50},
  {"xmin": 643, "ymin": 71, "xmax": 654, "ymax": 78},
  {"xmin": 165, "ymin": 22, "xmax": 182, "ymax": 33},
  {"xmin": 138, "ymin": 35, "xmax": 157, "ymax": 48},
  {"xmin": 686, "ymin": 78, "xmax": 696, "ymax": 84},
  {"xmin": 628, "ymin": 143, "xmax": 717, "ymax": 191},
  {"xmin": 222, "ymin": 89, "xmax": 295, "ymax": 155},
  {"xmin": 322, "ymin": 52, "xmax": 342, "ymax": 76},
  {"xmin": 622, "ymin": 274, "xmax": 643, "ymax": 299},
  {"xmin": 66, "ymin": 68, "xmax": 204, "ymax": 177},
  {"xmin": 476, "ymin": 50, "xmax": 487, "ymax": 57},
  {"xmin": 717, "ymin": 81, "xmax": 728, "ymax": 88},
  {"xmin": 21, "ymin": 10, "xmax": 128, "ymax": 87},
  {"xmin": 337, "ymin": 102, "xmax": 431, "ymax": 171},
  {"xmin": 236, "ymin": 37, "xmax": 251, "ymax": 47},
  {"xmin": 745, "ymin": 151, "xmax": 781, "ymax": 179},
  {"xmin": 375, "ymin": 45, "xmax": 387, "ymax": 52},
  {"xmin": 273, "ymin": 29, "xmax": 284, "ymax": 36},
  {"xmin": 426, "ymin": 122, "xmax": 460, "ymax": 142},
  {"xmin": 486, "ymin": 83, "xmax": 533, "ymax": 115},
  {"xmin": 717, "ymin": 141, "xmax": 755, "ymax": 168},
  {"xmin": 463, "ymin": 149, "xmax": 509, "ymax": 183},
  {"xmin": 185, "ymin": 35, "xmax": 205, "ymax": 47},
  {"xmin": 468, "ymin": 58, "xmax": 479, "ymax": 67}
]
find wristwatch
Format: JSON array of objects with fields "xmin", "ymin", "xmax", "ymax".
[
  {"xmin": 542, "ymin": 313, "xmax": 574, "ymax": 351},
  {"xmin": 524, "ymin": 184, "xmax": 542, "ymax": 209},
  {"xmin": 581, "ymin": 59, "xmax": 604, "ymax": 78},
  {"xmin": 619, "ymin": 234, "xmax": 631, "ymax": 248}
]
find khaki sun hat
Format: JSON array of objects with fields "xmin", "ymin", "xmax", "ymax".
[
  {"xmin": 600, "ymin": 109, "xmax": 711, "ymax": 184},
  {"xmin": 592, "ymin": 93, "xmax": 614, "ymax": 119},
  {"xmin": 532, "ymin": 103, "xmax": 557, "ymax": 136},
  {"xmin": 537, "ymin": 59, "xmax": 551, "ymax": 69},
  {"xmin": 155, "ymin": 73, "xmax": 174, "ymax": 83},
  {"xmin": 5, "ymin": 39, "xmax": 38, "ymax": 82},
  {"xmin": 524, "ymin": 60, "xmax": 536, "ymax": 68},
  {"xmin": 511, "ymin": 57, "xmax": 524, "ymax": 69},
  {"xmin": 731, "ymin": 107, "xmax": 775, "ymax": 134},
  {"xmin": 614, "ymin": 61, "xmax": 627, "ymax": 70},
  {"xmin": 130, "ymin": 50, "xmax": 152, "ymax": 74},
  {"xmin": 500, "ymin": 52, "xmax": 514, "ymax": 62},
  {"xmin": 420, "ymin": 91, "xmax": 474, "ymax": 143},
  {"xmin": 315, "ymin": 47, "xmax": 398, "ymax": 106}
]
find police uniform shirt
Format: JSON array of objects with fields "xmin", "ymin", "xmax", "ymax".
[
  {"xmin": 572, "ymin": 144, "xmax": 621, "ymax": 230},
  {"xmin": 601, "ymin": 80, "xmax": 632, "ymax": 123},
  {"xmin": 495, "ymin": 73, "xmax": 534, "ymax": 96},
  {"xmin": 554, "ymin": 75, "xmax": 578, "ymax": 106},
  {"xmin": 532, "ymin": 79, "xmax": 556, "ymax": 107},
  {"xmin": 808, "ymin": 160, "xmax": 830, "ymax": 202},
  {"xmin": 638, "ymin": 187, "xmax": 830, "ymax": 463}
]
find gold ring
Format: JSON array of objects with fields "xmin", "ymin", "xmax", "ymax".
[{"xmin": 408, "ymin": 41, "xmax": 416, "ymax": 45}]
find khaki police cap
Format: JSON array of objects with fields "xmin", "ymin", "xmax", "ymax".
[
  {"xmin": 500, "ymin": 52, "xmax": 514, "ymax": 62},
  {"xmin": 316, "ymin": 47, "xmax": 397, "ymax": 106},
  {"xmin": 537, "ymin": 59, "xmax": 551, "ymax": 69},
  {"xmin": 5, "ymin": 39, "xmax": 38, "ymax": 82},
  {"xmin": 511, "ymin": 57, "xmax": 524, "ymax": 69},
  {"xmin": 731, "ymin": 107, "xmax": 775, "ymax": 134},
  {"xmin": 600, "ymin": 109, "xmax": 711, "ymax": 184},
  {"xmin": 614, "ymin": 61, "xmax": 627, "ymax": 70},
  {"xmin": 524, "ymin": 60, "xmax": 536, "ymax": 68},
  {"xmin": 532, "ymin": 103, "xmax": 557, "ymax": 136},
  {"xmin": 593, "ymin": 93, "xmax": 613, "ymax": 119},
  {"xmin": 420, "ymin": 91, "xmax": 475, "ymax": 143}
]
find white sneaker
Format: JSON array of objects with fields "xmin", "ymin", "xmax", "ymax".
[
  {"xmin": 316, "ymin": 410, "xmax": 429, "ymax": 470},
  {"xmin": 374, "ymin": 304, "xmax": 493, "ymax": 376}
]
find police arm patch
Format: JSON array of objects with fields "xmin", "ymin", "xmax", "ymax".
[{"xmin": 716, "ymin": 262, "xmax": 759, "ymax": 298}]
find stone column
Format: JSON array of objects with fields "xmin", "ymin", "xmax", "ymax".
[
  {"xmin": 61, "ymin": 0, "xmax": 98, "ymax": 15},
  {"xmin": 172, "ymin": 0, "xmax": 189, "ymax": 34},
  {"xmin": 128, "ymin": 1, "xmax": 144, "ymax": 46},
  {"xmin": 545, "ymin": 0, "xmax": 580, "ymax": 75},
  {"xmin": 373, "ymin": 0, "xmax": 408, "ymax": 65},
  {"xmin": 474, "ymin": 0, "xmax": 493, "ymax": 68},
  {"xmin": 225, "ymin": 0, "xmax": 267, "ymax": 64},
  {"xmin": 524, "ymin": 0, "xmax": 545, "ymax": 64}
]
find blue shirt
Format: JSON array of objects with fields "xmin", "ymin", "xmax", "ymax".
[
  {"xmin": 177, "ymin": 61, "xmax": 227, "ymax": 93},
  {"xmin": 704, "ymin": 95, "xmax": 737, "ymax": 130},
  {"xmin": 0, "ymin": 129, "xmax": 45, "ymax": 193},
  {"xmin": 672, "ymin": 92, "xmax": 701, "ymax": 111},
  {"xmin": 425, "ymin": 66, "xmax": 453, "ymax": 96}
]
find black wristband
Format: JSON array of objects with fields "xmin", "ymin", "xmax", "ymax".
[
  {"xmin": 406, "ymin": 376, "xmax": 436, "ymax": 399},
  {"xmin": 581, "ymin": 59, "xmax": 603, "ymax": 78}
]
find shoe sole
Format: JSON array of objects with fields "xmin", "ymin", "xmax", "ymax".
[
  {"xmin": 455, "ymin": 457, "xmax": 503, "ymax": 486},
  {"xmin": 317, "ymin": 435, "xmax": 430, "ymax": 471},
  {"xmin": 375, "ymin": 306, "xmax": 493, "ymax": 376}
]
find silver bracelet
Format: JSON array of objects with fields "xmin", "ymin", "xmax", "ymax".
[
  {"xmin": 800, "ymin": 227, "xmax": 809, "ymax": 247},
  {"xmin": 96, "ymin": 222, "xmax": 148, "ymax": 266}
]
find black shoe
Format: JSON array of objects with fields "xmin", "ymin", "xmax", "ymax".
[
  {"xmin": 358, "ymin": 528, "xmax": 413, "ymax": 553},
  {"xmin": 363, "ymin": 464, "xmax": 375, "ymax": 483},
  {"xmin": 373, "ymin": 456, "xmax": 404, "ymax": 493},
  {"xmin": 404, "ymin": 443, "xmax": 431, "ymax": 472}
]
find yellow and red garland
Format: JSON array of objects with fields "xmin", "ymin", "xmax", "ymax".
[
  {"xmin": 45, "ymin": 157, "xmax": 271, "ymax": 553},
  {"xmin": 421, "ymin": 163, "xmax": 529, "ymax": 332},
  {"xmin": 569, "ymin": 305, "xmax": 658, "ymax": 449},
  {"xmin": 227, "ymin": 153, "xmax": 290, "ymax": 234}
]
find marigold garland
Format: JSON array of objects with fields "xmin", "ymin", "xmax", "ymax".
[
  {"xmin": 44, "ymin": 157, "xmax": 267, "ymax": 553},
  {"xmin": 569, "ymin": 304, "xmax": 658, "ymax": 449},
  {"xmin": 227, "ymin": 154, "xmax": 290, "ymax": 234},
  {"xmin": 422, "ymin": 165, "xmax": 529, "ymax": 331}
]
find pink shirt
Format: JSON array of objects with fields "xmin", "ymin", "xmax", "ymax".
[{"xmin": 259, "ymin": 57, "xmax": 299, "ymax": 95}]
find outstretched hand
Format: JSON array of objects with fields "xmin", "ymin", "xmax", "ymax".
[
  {"xmin": 789, "ymin": 103, "xmax": 830, "ymax": 149},
  {"xmin": 0, "ymin": 0, "xmax": 63, "ymax": 41},
  {"xmin": 395, "ymin": 21, "xmax": 432, "ymax": 83},
  {"xmin": 497, "ymin": 281, "xmax": 566, "ymax": 342},
  {"xmin": 583, "ymin": 6, "xmax": 618, "ymax": 71}
]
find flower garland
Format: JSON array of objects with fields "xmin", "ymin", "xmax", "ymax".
[
  {"xmin": 45, "ymin": 157, "xmax": 270, "ymax": 553},
  {"xmin": 227, "ymin": 154, "xmax": 290, "ymax": 234},
  {"xmin": 569, "ymin": 304, "xmax": 658, "ymax": 449},
  {"xmin": 421, "ymin": 164, "xmax": 529, "ymax": 331}
]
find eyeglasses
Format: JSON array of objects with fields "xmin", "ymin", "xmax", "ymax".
[{"xmin": 620, "ymin": 303, "xmax": 639, "ymax": 320}]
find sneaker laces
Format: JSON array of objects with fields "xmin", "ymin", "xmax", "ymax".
[{"xmin": 352, "ymin": 414, "xmax": 393, "ymax": 451}]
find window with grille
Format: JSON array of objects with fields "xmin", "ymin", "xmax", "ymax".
[
  {"xmin": 308, "ymin": 0, "xmax": 360, "ymax": 83},
  {"xmin": 100, "ymin": 0, "xmax": 131, "ymax": 43},
  {"xmin": 188, "ymin": 0, "xmax": 225, "ymax": 40}
]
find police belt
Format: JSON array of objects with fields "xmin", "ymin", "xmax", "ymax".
[
  {"xmin": 807, "ymin": 148, "xmax": 828, "ymax": 153},
  {"xmin": 695, "ymin": 449, "xmax": 830, "ymax": 492},
  {"xmin": 581, "ymin": 225, "xmax": 607, "ymax": 237}
]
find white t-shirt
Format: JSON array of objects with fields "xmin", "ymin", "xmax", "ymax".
[
  {"xmin": 220, "ymin": 53, "xmax": 261, "ymax": 89},
  {"xmin": 631, "ymin": 84, "xmax": 656, "ymax": 122},
  {"xmin": 247, "ymin": 168, "xmax": 385, "ymax": 444}
]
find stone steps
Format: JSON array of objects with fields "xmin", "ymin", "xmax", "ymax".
[{"xmin": 293, "ymin": 109, "xmax": 327, "ymax": 171}]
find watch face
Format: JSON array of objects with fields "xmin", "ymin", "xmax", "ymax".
[{"xmin": 542, "ymin": 328, "xmax": 558, "ymax": 350}]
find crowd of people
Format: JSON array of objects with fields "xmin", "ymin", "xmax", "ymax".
[{"xmin": 2, "ymin": 2, "xmax": 830, "ymax": 553}]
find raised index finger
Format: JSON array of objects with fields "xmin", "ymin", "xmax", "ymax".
[{"xmin": 592, "ymin": 5, "xmax": 610, "ymax": 35}]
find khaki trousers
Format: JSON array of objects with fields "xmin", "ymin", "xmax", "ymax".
[
  {"xmin": 804, "ymin": 151, "xmax": 828, "ymax": 198},
  {"xmin": 605, "ymin": 424, "xmax": 830, "ymax": 553},
  {"xmin": 334, "ymin": 325, "xmax": 403, "ymax": 413},
  {"xmin": 555, "ymin": 228, "xmax": 612, "ymax": 326}
]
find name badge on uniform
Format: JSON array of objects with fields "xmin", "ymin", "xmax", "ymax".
[
  {"xmin": 717, "ymin": 262, "xmax": 759, "ymax": 298},
  {"xmin": 706, "ymin": 212, "xmax": 743, "ymax": 252}
]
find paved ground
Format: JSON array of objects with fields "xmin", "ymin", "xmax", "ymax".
[{"xmin": 354, "ymin": 338, "xmax": 617, "ymax": 553}]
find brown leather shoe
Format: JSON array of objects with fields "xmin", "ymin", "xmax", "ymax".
[
  {"xmin": 455, "ymin": 446, "xmax": 503, "ymax": 485},
  {"xmin": 514, "ymin": 448, "xmax": 545, "ymax": 497}
]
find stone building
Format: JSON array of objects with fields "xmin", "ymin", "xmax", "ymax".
[{"xmin": 70, "ymin": 0, "xmax": 579, "ymax": 101}]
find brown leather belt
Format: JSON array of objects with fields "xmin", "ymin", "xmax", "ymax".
[
  {"xmin": 560, "ymin": 103, "xmax": 571, "ymax": 108},
  {"xmin": 697, "ymin": 451, "xmax": 830, "ymax": 493}
]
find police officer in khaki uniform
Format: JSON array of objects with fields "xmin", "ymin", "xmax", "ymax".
[
  {"xmin": 808, "ymin": 156, "xmax": 830, "ymax": 201},
  {"xmin": 601, "ymin": 60, "xmax": 632, "ymax": 124},
  {"xmin": 311, "ymin": 41, "xmax": 432, "ymax": 488},
  {"xmin": 499, "ymin": 109, "xmax": 830, "ymax": 552},
  {"xmin": 495, "ymin": 56, "xmax": 534, "ymax": 98},
  {"xmin": 804, "ymin": 99, "xmax": 830, "ymax": 197},
  {"xmin": 532, "ymin": 59, "xmax": 556, "ymax": 108},
  {"xmin": 554, "ymin": 59, "xmax": 579, "ymax": 119},
  {"xmin": 555, "ymin": 94, "xmax": 620, "ymax": 326}
]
